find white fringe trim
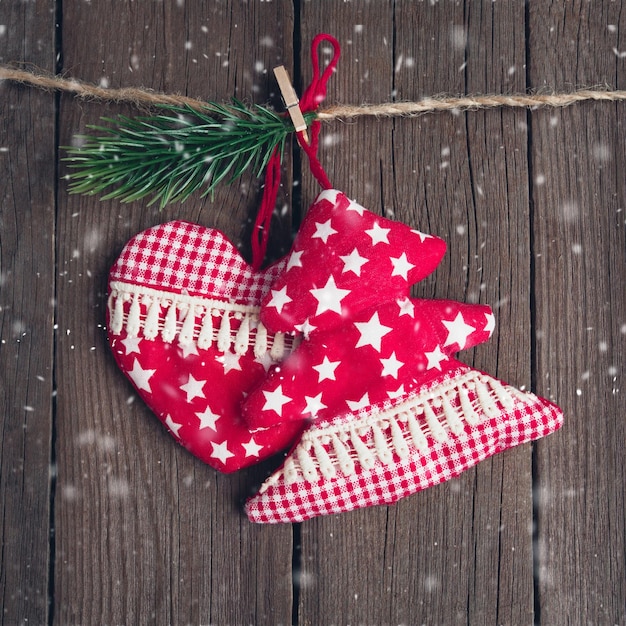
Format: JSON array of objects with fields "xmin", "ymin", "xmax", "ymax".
[
  {"xmin": 262, "ymin": 369, "xmax": 529, "ymax": 489},
  {"xmin": 108, "ymin": 281, "xmax": 293, "ymax": 359}
]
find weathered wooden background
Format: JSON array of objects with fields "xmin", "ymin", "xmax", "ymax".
[{"xmin": 1, "ymin": 1, "xmax": 624, "ymax": 624}]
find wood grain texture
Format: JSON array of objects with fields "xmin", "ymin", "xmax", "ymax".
[
  {"xmin": 389, "ymin": 3, "xmax": 535, "ymax": 624},
  {"xmin": 0, "ymin": 2, "xmax": 56, "ymax": 624},
  {"xmin": 0, "ymin": 1, "xmax": 624, "ymax": 624},
  {"xmin": 297, "ymin": 4, "xmax": 397, "ymax": 625},
  {"xmin": 54, "ymin": 2, "xmax": 294, "ymax": 624},
  {"xmin": 298, "ymin": 2, "xmax": 535, "ymax": 624},
  {"xmin": 528, "ymin": 3, "xmax": 626, "ymax": 624}
]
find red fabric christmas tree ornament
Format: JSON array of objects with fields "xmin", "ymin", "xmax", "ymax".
[
  {"xmin": 107, "ymin": 221, "xmax": 304, "ymax": 473},
  {"xmin": 253, "ymin": 189, "xmax": 448, "ymax": 341},
  {"xmin": 242, "ymin": 190, "xmax": 564, "ymax": 523}
]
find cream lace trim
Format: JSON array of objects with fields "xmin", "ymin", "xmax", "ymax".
[
  {"xmin": 108, "ymin": 281, "xmax": 296, "ymax": 359},
  {"xmin": 262, "ymin": 369, "xmax": 531, "ymax": 489}
]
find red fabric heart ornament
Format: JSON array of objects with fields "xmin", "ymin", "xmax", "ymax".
[
  {"xmin": 242, "ymin": 190, "xmax": 564, "ymax": 522},
  {"xmin": 107, "ymin": 221, "xmax": 304, "ymax": 473}
]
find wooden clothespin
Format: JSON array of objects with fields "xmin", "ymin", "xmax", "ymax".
[{"xmin": 273, "ymin": 65, "xmax": 309, "ymax": 144}]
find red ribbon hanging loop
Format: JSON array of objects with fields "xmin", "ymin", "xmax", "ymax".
[
  {"xmin": 251, "ymin": 145, "xmax": 282, "ymax": 271},
  {"xmin": 296, "ymin": 34, "xmax": 341, "ymax": 191},
  {"xmin": 251, "ymin": 33, "xmax": 341, "ymax": 270}
]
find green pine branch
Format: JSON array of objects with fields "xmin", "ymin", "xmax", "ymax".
[{"xmin": 64, "ymin": 100, "xmax": 316, "ymax": 208}]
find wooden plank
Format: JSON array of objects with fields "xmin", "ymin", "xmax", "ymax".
[
  {"xmin": 528, "ymin": 3, "xmax": 626, "ymax": 623},
  {"xmin": 389, "ymin": 3, "xmax": 535, "ymax": 624},
  {"xmin": 299, "ymin": 1, "xmax": 395, "ymax": 210},
  {"xmin": 0, "ymin": 2, "xmax": 56, "ymax": 624},
  {"xmin": 297, "ymin": 5, "xmax": 396, "ymax": 625},
  {"xmin": 298, "ymin": 2, "xmax": 536, "ymax": 624},
  {"xmin": 3, "ymin": 2, "xmax": 622, "ymax": 621},
  {"xmin": 54, "ymin": 3, "xmax": 295, "ymax": 624}
]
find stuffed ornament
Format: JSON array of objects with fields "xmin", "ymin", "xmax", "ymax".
[
  {"xmin": 103, "ymin": 35, "xmax": 341, "ymax": 474},
  {"xmin": 242, "ymin": 190, "xmax": 564, "ymax": 523},
  {"xmin": 107, "ymin": 220, "xmax": 304, "ymax": 472},
  {"xmin": 85, "ymin": 32, "xmax": 561, "ymax": 519}
]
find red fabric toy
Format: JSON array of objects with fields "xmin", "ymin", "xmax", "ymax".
[
  {"xmin": 107, "ymin": 221, "xmax": 304, "ymax": 473},
  {"xmin": 242, "ymin": 190, "xmax": 563, "ymax": 523}
]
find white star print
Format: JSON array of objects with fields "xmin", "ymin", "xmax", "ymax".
[
  {"xmin": 266, "ymin": 286, "xmax": 292, "ymax": 314},
  {"xmin": 180, "ymin": 373, "xmax": 206, "ymax": 402},
  {"xmin": 127, "ymin": 359, "xmax": 156, "ymax": 393},
  {"xmin": 484, "ymin": 312, "xmax": 496, "ymax": 334},
  {"xmin": 165, "ymin": 414, "xmax": 183, "ymax": 438},
  {"xmin": 310, "ymin": 275, "xmax": 351, "ymax": 316},
  {"xmin": 390, "ymin": 252, "xmax": 415, "ymax": 280},
  {"xmin": 242, "ymin": 437, "xmax": 263, "ymax": 458},
  {"xmin": 286, "ymin": 250, "xmax": 304, "ymax": 271},
  {"xmin": 346, "ymin": 392, "xmax": 370, "ymax": 412},
  {"xmin": 443, "ymin": 312, "xmax": 476, "ymax": 349},
  {"xmin": 254, "ymin": 351, "xmax": 273, "ymax": 372},
  {"xmin": 397, "ymin": 298, "xmax": 415, "ymax": 317},
  {"xmin": 320, "ymin": 189, "xmax": 341, "ymax": 204},
  {"xmin": 312, "ymin": 219, "xmax": 338, "ymax": 244},
  {"xmin": 179, "ymin": 341, "xmax": 199, "ymax": 358},
  {"xmin": 221, "ymin": 351, "xmax": 242, "ymax": 374},
  {"xmin": 262, "ymin": 384, "xmax": 292, "ymax": 416},
  {"xmin": 411, "ymin": 228, "xmax": 432, "ymax": 243},
  {"xmin": 313, "ymin": 356, "xmax": 341, "ymax": 382},
  {"xmin": 425, "ymin": 345, "xmax": 448, "ymax": 370},
  {"xmin": 339, "ymin": 248, "xmax": 369, "ymax": 276},
  {"xmin": 365, "ymin": 222, "xmax": 391, "ymax": 245},
  {"xmin": 347, "ymin": 200, "xmax": 366, "ymax": 215},
  {"xmin": 354, "ymin": 311, "xmax": 392, "ymax": 352},
  {"xmin": 294, "ymin": 318, "xmax": 317, "ymax": 338},
  {"xmin": 380, "ymin": 352, "xmax": 404, "ymax": 378},
  {"xmin": 121, "ymin": 336, "xmax": 142, "ymax": 355},
  {"xmin": 210, "ymin": 440, "xmax": 235, "ymax": 464},
  {"xmin": 195, "ymin": 406, "xmax": 220, "ymax": 431},
  {"xmin": 303, "ymin": 393, "xmax": 327, "ymax": 417},
  {"xmin": 387, "ymin": 385, "xmax": 406, "ymax": 400}
]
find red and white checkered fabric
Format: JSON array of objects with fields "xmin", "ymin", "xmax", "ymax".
[
  {"xmin": 245, "ymin": 367, "xmax": 563, "ymax": 523},
  {"xmin": 107, "ymin": 221, "xmax": 304, "ymax": 473},
  {"xmin": 110, "ymin": 221, "xmax": 279, "ymax": 304}
]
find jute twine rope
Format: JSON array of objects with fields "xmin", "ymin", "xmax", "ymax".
[{"xmin": 2, "ymin": 65, "xmax": 626, "ymax": 119}]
